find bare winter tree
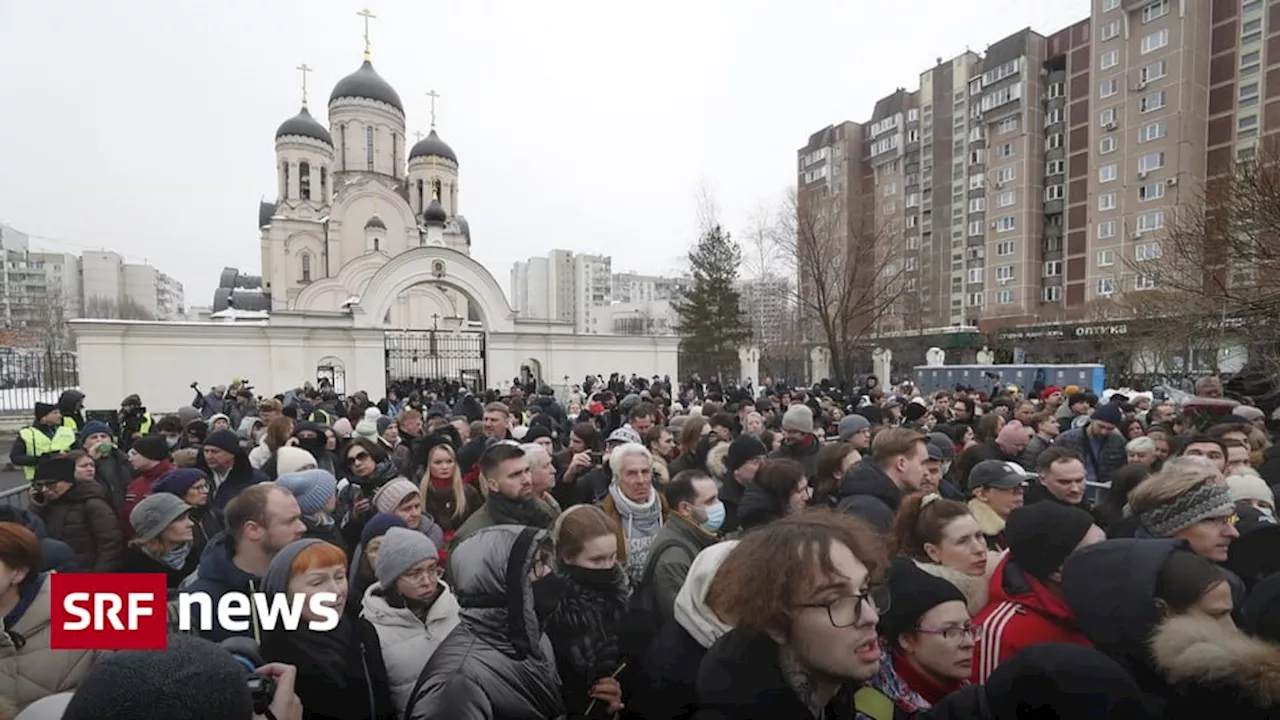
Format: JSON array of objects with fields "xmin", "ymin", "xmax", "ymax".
[
  {"xmin": 28, "ymin": 288, "xmax": 76, "ymax": 388},
  {"xmin": 773, "ymin": 186, "xmax": 909, "ymax": 381},
  {"xmin": 1119, "ymin": 148, "xmax": 1280, "ymax": 373}
]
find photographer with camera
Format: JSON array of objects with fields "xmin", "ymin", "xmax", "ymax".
[
  {"xmin": 114, "ymin": 394, "xmax": 153, "ymax": 453},
  {"xmin": 57, "ymin": 633, "xmax": 303, "ymax": 720}
]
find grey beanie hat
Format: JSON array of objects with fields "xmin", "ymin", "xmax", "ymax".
[
  {"xmin": 129, "ymin": 493, "xmax": 192, "ymax": 543},
  {"xmin": 375, "ymin": 526, "xmax": 439, "ymax": 588},
  {"xmin": 782, "ymin": 404, "xmax": 815, "ymax": 434},
  {"xmin": 1137, "ymin": 481, "xmax": 1235, "ymax": 538},
  {"xmin": 838, "ymin": 414, "xmax": 871, "ymax": 442},
  {"xmin": 261, "ymin": 538, "xmax": 327, "ymax": 596},
  {"xmin": 60, "ymin": 633, "xmax": 253, "ymax": 720}
]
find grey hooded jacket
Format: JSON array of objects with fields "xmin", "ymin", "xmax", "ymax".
[{"xmin": 406, "ymin": 525, "xmax": 566, "ymax": 720}]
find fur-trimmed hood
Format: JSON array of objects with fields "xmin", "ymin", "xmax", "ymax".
[
  {"xmin": 1150, "ymin": 614, "xmax": 1280, "ymax": 715},
  {"xmin": 705, "ymin": 441, "xmax": 730, "ymax": 479},
  {"xmin": 914, "ymin": 551, "xmax": 1004, "ymax": 616},
  {"xmin": 968, "ymin": 498, "xmax": 1006, "ymax": 537}
]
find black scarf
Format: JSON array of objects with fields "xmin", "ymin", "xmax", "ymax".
[
  {"xmin": 543, "ymin": 566, "xmax": 630, "ymax": 715},
  {"xmin": 486, "ymin": 492, "xmax": 552, "ymax": 529}
]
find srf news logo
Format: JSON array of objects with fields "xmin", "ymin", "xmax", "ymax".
[{"xmin": 50, "ymin": 574, "xmax": 340, "ymax": 650}]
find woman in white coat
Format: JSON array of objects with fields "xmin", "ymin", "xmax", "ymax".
[{"xmin": 357, "ymin": 527, "xmax": 460, "ymax": 718}]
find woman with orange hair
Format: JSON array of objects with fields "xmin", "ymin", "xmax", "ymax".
[{"xmin": 260, "ymin": 539, "xmax": 395, "ymax": 720}]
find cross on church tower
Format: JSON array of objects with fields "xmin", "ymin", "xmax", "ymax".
[
  {"xmin": 296, "ymin": 63, "xmax": 313, "ymax": 105},
  {"xmin": 357, "ymin": 8, "xmax": 377, "ymax": 59},
  {"xmin": 413, "ymin": 130, "xmax": 424, "ymax": 142},
  {"xmin": 426, "ymin": 90, "xmax": 441, "ymax": 128}
]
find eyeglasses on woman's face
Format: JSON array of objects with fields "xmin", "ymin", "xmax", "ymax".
[
  {"xmin": 914, "ymin": 622, "xmax": 982, "ymax": 642},
  {"xmin": 800, "ymin": 584, "xmax": 891, "ymax": 628}
]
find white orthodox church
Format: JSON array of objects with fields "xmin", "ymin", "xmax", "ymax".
[{"xmin": 260, "ymin": 57, "xmax": 476, "ymax": 328}]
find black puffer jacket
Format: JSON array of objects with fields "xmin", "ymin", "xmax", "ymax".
[
  {"xmin": 835, "ymin": 458, "xmax": 904, "ymax": 533},
  {"xmin": 406, "ymin": 525, "xmax": 566, "ymax": 720}
]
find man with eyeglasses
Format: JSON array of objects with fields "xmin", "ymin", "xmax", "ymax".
[
  {"xmin": 867, "ymin": 558, "xmax": 977, "ymax": 712},
  {"xmin": 694, "ymin": 510, "xmax": 890, "ymax": 718},
  {"xmin": 971, "ymin": 501, "xmax": 1103, "ymax": 683}
]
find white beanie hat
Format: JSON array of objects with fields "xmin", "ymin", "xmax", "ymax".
[
  {"xmin": 355, "ymin": 407, "xmax": 381, "ymax": 439},
  {"xmin": 1228, "ymin": 473, "xmax": 1274, "ymax": 507}
]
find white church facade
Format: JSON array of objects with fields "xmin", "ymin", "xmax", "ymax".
[{"xmin": 72, "ymin": 36, "xmax": 677, "ymax": 411}]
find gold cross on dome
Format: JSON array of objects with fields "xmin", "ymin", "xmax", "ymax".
[
  {"xmin": 296, "ymin": 63, "xmax": 313, "ymax": 105},
  {"xmin": 426, "ymin": 89, "xmax": 441, "ymax": 128},
  {"xmin": 357, "ymin": 8, "xmax": 377, "ymax": 58}
]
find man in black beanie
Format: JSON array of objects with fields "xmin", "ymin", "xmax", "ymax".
[
  {"xmin": 61, "ymin": 633, "xmax": 302, "ymax": 720},
  {"xmin": 971, "ymin": 502, "xmax": 1104, "ymax": 682},
  {"xmin": 720, "ymin": 433, "xmax": 767, "ymax": 533},
  {"xmin": 10, "ymin": 400, "xmax": 75, "ymax": 483}
]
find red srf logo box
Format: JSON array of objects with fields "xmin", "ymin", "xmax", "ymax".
[{"xmin": 49, "ymin": 573, "xmax": 168, "ymax": 650}]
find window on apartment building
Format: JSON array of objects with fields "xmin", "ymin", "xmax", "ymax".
[
  {"xmin": 1100, "ymin": 50, "xmax": 1119, "ymax": 71},
  {"xmin": 1098, "ymin": 220, "xmax": 1117, "ymax": 239},
  {"xmin": 906, "ymin": 215, "xmax": 919, "ymax": 229},
  {"xmin": 1242, "ymin": 19, "xmax": 1262, "ymax": 37},
  {"xmin": 907, "ymin": 128, "xmax": 920, "ymax": 142},
  {"xmin": 1100, "ymin": 164, "xmax": 1117, "ymax": 182},
  {"xmin": 906, "ymin": 192, "xmax": 920, "ymax": 207},
  {"xmin": 905, "ymin": 257, "xmax": 919, "ymax": 271},
  {"xmin": 1046, "ymin": 108, "xmax": 1064, "ymax": 125},
  {"xmin": 1140, "ymin": 60, "xmax": 1167, "ymax": 85},
  {"xmin": 1045, "ymin": 184, "xmax": 1065, "ymax": 201},
  {"xmin": 1101, "ymin": 21, "xmax": 1120, "ymax": 41},
  {"xmin": 1244, "ymin": 0, "xmax": 1262, "ymax": 11},
  {"xmin": 1242, "ymin": 50, "xmax": 1261, "ymax": 78},
  {"xmin": 1143, "ymin": 0, "xmax": 1169, "ymax": 22},
  {"xmin": 883, "ymin": 182, "xmax": 897, "ymax": 197},
  {"xmin": 970, "ymin": 149, "xmax": 987, "ymax": 164},
  {"xmin": 906, "ymin": 234, "xmax": 920, "ymax": 248},
  {"xmin": 1048, "ymin": 82, "xmax": 1065, "ymax": 99},
  {"xmin": 1134, "ymin": 275, "xmax": 1157, "ymax": 291},
  {"xmin": 1044, "ymin": 285, "xmax": 1064, "ymax": 302},
  {"xmin": 997, "ymin": 240, "xmax": 1015, "ymax": 255},
  {"xmin": 997, "ymin": 167, "xmax": 1016, "ymax": 183},
  {"xmin": 1100, "ymin": 79, "xmax": 1119, "ymax": 98},
  {"xmin": 1099, "ymin": 193, "xmax": 1117, "ymax": 211},
  {"xmin": 1135, "ymin": 242, "xmax": 1163, "ymax": 261},
  {"xmin": 969, "ymin": 173, "xmax": 986, "ymax": 190},
  {"xmin": 1140, "ymin": 121, "xmax": 1166, "ymax": 143},
  {"xmin": 908, "ymin": 108, "xmax": 920, "ymax": 122},
  {"xmin": 969, "ymin": 197, "xmax": 986, "ymax": 212},
  {"xmin": 1044, "ymin": 260, "xmax": 1063, "ymax": 277},
  {"xmin": 1099, "ymin": 249, "xmax": 1116, "ymax": 267},
  {"xmin": 1100, "ymin": 107, "xmax": 1117, "ymax": 126},
  {"xmin": 969, "ymin": 220, "xmax": 984, "ymax": 236},
  {"xmin": 998, "ymin": 190, "xmax": 1016, "ymax": 207},
  {"xmin": 998, "ymin": 142, "xmax": 1015, "ymax": 158},
  {"xmin": 996, "ymin": 289, "xmax": 1013, "ymax": 304},
  {"xmin": 968, "ymin": 268, "xmax": 983, "ymax": 283},
  {"xmin": 996, "ymin": 265, "xmax": 1015, "ymax": 281},
  {"xmin": 1100, "ymin": 136, "xmax": 1118, "ymax": 154},
  {"xmin": 1047, "ymin": 133, "xmax": 1063, "ymax": 150},
  {"xmin": 1138, "ymin": 151, "xmax": 1165, "ymax": 173},
  {"xmin": 1139, "ymin": 182, "xmax": 1165, "ymax": 202},
  {"xmin": 1046, "ymin": 159, "xmax": 1065, "ymax": 175},
  {"xmin": 1137, "ymin": 211, "xmax": 1165, "ymax": 231},
  {"xmin": 1141, "ymin": 29, "xmax": 1169, "ymax": 54},
  {"xmin": 1241, "ymin": 115, "xmax": 1259, "ymax": 130},
  {"xmin": 968, "ymin": 292, "xmax": 984, "ymax": 308},
  {"xmin": 1140, "ymin": 90, "xmax": 1166, "ymax": 113},
  {"xmin": 1098, "ymin": 277, "xmax": 1117, "ymax": 297},
  {"xmin": 996, "ymin": 216, "xmax": 1016, "ymax": 232},
  {"xmin": 997, "ymin": 117, "xmax": 1019, "ymax": 134}
]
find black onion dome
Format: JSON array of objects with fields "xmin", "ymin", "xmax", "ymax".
[
  {"xmin": 258, "ymin": 201, "xmax": 276, "ymax": 228},
  {"xmin": 423, "ymin": 199, "xmax": 447, "ymax": 224},
  {"xmin": 365, "ymin": 215, "xmax": 387, "ymax": 230},
  {"xmin": 329, "ymin": 60, "xmax": 404, "ymax": 113},
  {"xmin": 274, "ymin": 106, "xmax": 333, "ymax": 145},
  {"xmin": 455, "ymin": 215, "xmax": 471, "ymax": 239},
  {"xmin": 409, "ymin": 129, "xmax": 457, "ymax": 164}
]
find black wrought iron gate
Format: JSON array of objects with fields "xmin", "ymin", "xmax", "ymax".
[{"xmin": 384, "ymin": 331, "xmax": 486, "ymax": 393}]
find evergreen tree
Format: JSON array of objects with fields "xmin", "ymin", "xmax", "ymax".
[{"xmin": 673, "ymin": 225, "xmax": 752, "ymax": 381}]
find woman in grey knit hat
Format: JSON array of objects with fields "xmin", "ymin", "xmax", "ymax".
[
  {"xmin": 1129, "ymin": 456, "xmax": 1239, "ymax": 562},
  {"xmin": 119, "ymin": 493, "xmax": 199, "ymax": 587}
]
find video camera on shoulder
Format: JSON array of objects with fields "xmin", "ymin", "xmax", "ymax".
[{"xmin": 219, "ymin": 637, "xmax": 276, "ymax": 716}]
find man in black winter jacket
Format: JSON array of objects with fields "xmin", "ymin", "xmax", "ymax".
[{"xmin": 837, "ymin": 428, "xmax": 929, "ymax": 532}]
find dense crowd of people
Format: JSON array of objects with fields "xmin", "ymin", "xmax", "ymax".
[{"xmin": 3, "ymin": 372, "xmax": 1280, "ymax": 718}]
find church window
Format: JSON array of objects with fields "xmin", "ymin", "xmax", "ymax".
[
  {"xmin": 281, "ymin": 162, "xmax": 290, "ymax": 199},
  {"xmin": 432, "ymin": 179, "xmax": 442, "ymax": 201},
  {"xmin": 301, "ymin": 253, "xmax": 312, "ymax": 282},
  {"xmin": 299, "ymin": 162, "xmax": 311, "ymax": 200},
  {"xmin": 373, "ymin": 237, "xmax": 380, "ymax": 252},
  {"xmin": 366, "ymin": 125, "xmax": 375, "ymax": 171},
  {"xmin": 417, "ymin": 180, "xmax": 424, "ymax": 211},
  {"xmin": 340, "ymin": 125, "xmax": 347, "ymax": 171},
  {"xmin": 320, "ymin": 168, "xmax": 328, "ymax": 201}
]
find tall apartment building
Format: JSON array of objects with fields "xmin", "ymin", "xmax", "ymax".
[
  {"xmin": 573, "ymin": 253, "xmax": 612, "ymax": 333},
  {"xmin": 509, "ymin": 250, "xmax": 614, "ymax": 332},
  {"xmin": 737, "ymin": 276, "xmax": 794, "ymax": 346},
  {"xmin": 612, "ymin": 272, "xmax": 686, "ymax": 304},
  {"xmin": 798, "ymin": 0, "xmax": 1223, "ymax": 336},
  {"xmin": 80, "ymin": 250, "xmax": 186, "ymax": 320},
  {"xmin": 0, "ymin": 226, "xmax": 49, "ymax": 330}
]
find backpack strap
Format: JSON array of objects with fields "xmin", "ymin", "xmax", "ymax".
[{"xmin": 853, "ymin": 686, "xmax": 896, "ymax": 720}]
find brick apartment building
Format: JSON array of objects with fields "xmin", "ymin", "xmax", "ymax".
[{"xmin": 798, "ymin": 0, "xmax": 1269, "ymax": 368}]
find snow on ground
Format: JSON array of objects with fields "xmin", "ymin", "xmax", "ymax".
[{"xmin": 0, "ymin": 387, "xmax": 77, "ymax": 414}]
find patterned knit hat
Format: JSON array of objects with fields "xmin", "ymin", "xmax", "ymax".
[{"xmin": 1138, "ymin": 481, "xmax": 1235, "ymax": 538}]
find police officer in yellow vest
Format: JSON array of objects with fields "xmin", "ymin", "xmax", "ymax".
[
  {"xmin": 10, "ymin": 401, "xmax": 76, "ymax": 482},
  {"xmin": 58, "ymin": 389, "xmax": 86, "ymax": 434}
]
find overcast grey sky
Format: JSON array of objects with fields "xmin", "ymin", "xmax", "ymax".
[{"xmin": 0, "ymin": 0, "xmax": 1086, "ymax": 307}]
